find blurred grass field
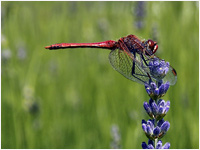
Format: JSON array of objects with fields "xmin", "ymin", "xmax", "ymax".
[{"xmin": 1, "ymin": 1, "xmax": 199, "ymax": 149}]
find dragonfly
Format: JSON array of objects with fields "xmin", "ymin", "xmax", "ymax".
[{"xmin": 45, "ymin": 34, "xmax": 177, "ymax": 85}]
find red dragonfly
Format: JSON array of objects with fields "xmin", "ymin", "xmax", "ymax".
[{"xmin": 45, "ymin": 35, "xmax": 177, "ymax": 85}]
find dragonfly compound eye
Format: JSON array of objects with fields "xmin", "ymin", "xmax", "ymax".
[
  {"xmin": 153, "ymin": 44, "xmax": 158, "ymax": 54},
  {"xmin": 147, "ymin": 39, "xmax": 155, "ymax": 50}
]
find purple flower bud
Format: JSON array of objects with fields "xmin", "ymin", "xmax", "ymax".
[
  {"xmin": 142, "ymin": 124, "xmax": 147, "ymax": 132},
  {"xmin": 158, "ymin": 107, "xmax": 164, "ymax": 114},
  {"xmin": 147, "ymin": 144, "xmax": 154, "ymax": 149},
  {"xmin": 147, "ymin": 120, "xmax": 154, "ymax": 129},
  {"xmin": 165, "ymin": 106, "xmax": 170, "ymax": 113},
  {"xmin": 153, "ymin": 126, "xmax": 160, "ymax": 136},
  {"xmin": 149, "ymin": 98, "xmax": 154, "ymax": 105},
  {"xmin": 154, "ymin": 88, "xmax": 159, "ymax": 95},
  {"xmin": 156, "ymin": 140, "xmax": 162, "ymax": 149},
  {"xmin": 144, "ymin": 102, "xmax": 151, "ymax": 113},
  {"xmin": 147, "ymin": 125, "xmax": 153, "ymax": 135},
  {"xmin": 148, "ymin": 139, "xmax": 154, "ymax": 145},
  {"xmin": 161, "ymin": 121, "xmax": 170, "ymax": 132},
  {"xmin": 157, "ymin": 119, "xmax": 165, "ymax": 127},
  {"xmin": 144, "ymin": 102, "xmax": 153, "ymax": 117},
  {"xmin": 141, "ymin": 142, "xmax": 148, "ymax": 149},
  {"xmin": 150, "ymin": 82, "xmax": 157, "ymax": 90},
  {"xmin": 165, "ymin": 101, "xmax": 170, "ymax": 107},
  {"xmin": 159, "ymin": 84, "xmax": 165, "ymax": 95},
  {"xmin": 142, "ymin": 119, "xmax": 147, "ymax": 124},
  {"xmin": 162, "ymin": 142, "xmax": 170, "ymax": 149},
  {"xmin": 153, "ymin": 60, "xmax": 159, "ymax": 66},
  {"xmin": 164, "ymin": 81, "xmax": 170, "ymax": 92},
  {"xmin": 145, "ymin": 85, "xmax": 152, "ymax": 95},
  {"xmin": 158, "ymin": 99, "xmax": 165, "ymax": 107},
  {"xmin": 151, "ymin": 101, "xmax": 158, "ymax": 115}
]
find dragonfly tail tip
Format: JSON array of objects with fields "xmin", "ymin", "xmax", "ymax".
[{"xmin": 45, "ymin": 46, "xmax": 51, "ymax": 49}]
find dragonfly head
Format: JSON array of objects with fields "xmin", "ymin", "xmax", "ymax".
[{"xmin": 146, "ymin": 39, "xmax": 158, "ymax": 55}]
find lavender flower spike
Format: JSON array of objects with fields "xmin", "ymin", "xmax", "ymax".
[
  {"xmin": 142, "ymin": 119, "xmax": 170, "ymax": 140},
  {"xmin": 143, "ymin": 99, "xmax": 170, "ymax": 120},
  {"xmin": 145, "ymin": 80, "xmax": 170, "ymax": 100},
  {"xmin": 142, "ymin": 140, "xmax": 170, "ymax": 149},
  {"xmin": 141, "ymin": 44, "xmax": 176, "ymax": 149}
]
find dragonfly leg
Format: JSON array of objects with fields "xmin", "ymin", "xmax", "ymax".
[
  {"xmin": 132, "ymin": 53, "xmax": 149, "ymax": 76},
  {"xmin": 133, "ymin": 73, "xmax": 148, "ymax": 77},
  {"xmin": 131, "ymin": 52, "xmax": 148, "ymax": 77},
  {"xmin": 131, "ymin": 52, "xmax": 148, "ymax": 83},
  {"xmin": 131, "ymin": 52, "xmax": 136, "ymax": 75},
  {"xmin": 141, "ymin": 54, "xmax": 148, "ymax": 66},
  {"xmin": 131, "ymin": 73, "xmax": 146, "ymax": 84}
]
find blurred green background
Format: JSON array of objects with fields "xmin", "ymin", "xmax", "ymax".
[{"xmin": 1, "ymin": 1, "xmax": 199, "ymax": 149}]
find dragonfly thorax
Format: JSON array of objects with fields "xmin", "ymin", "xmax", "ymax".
[{"xmin": 122, "ymin": 35, "xmax": 145, "ymax": 54}]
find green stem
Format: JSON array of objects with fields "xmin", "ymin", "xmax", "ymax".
[{"xmin": 155, "ymin": 138, "xmax": 158, "ymax": 148}]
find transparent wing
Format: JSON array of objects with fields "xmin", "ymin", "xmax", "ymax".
[
  {"xmin": 163, "ymin": 66, "xmax": 177, "ymax": 85},
  {"xmin": 108, "ymin": 49, "xmax": 150, "ymax": 85}
]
